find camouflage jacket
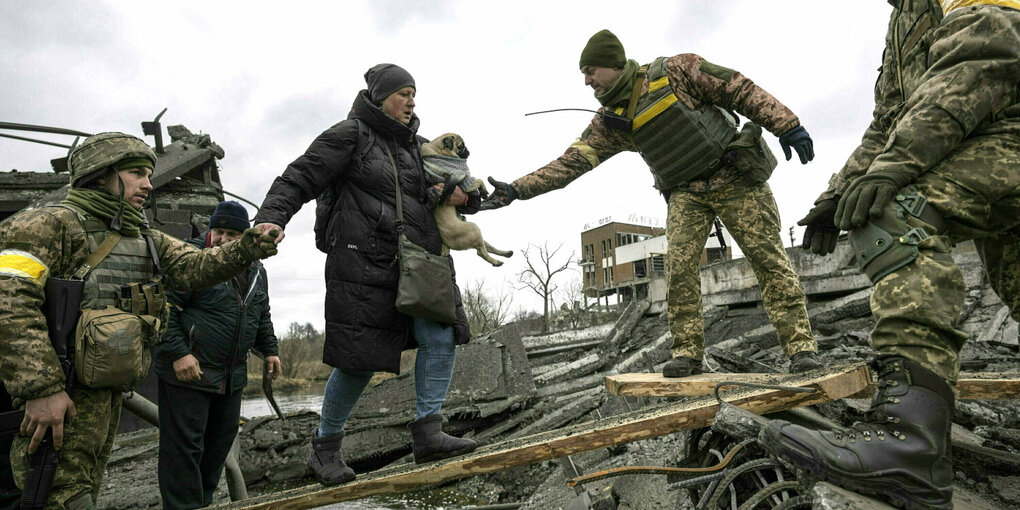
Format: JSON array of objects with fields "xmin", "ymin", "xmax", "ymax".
[
  {"xmin": 0, "ymin": 206, "xmax": 256, "ymax": 404},
  {"xmin": 820, "ymin": 0, "xmax": 944, "ymax": 201},
  {"xmin": 512, "ymin": 53, "xmax": 802, "ymax": 199}
]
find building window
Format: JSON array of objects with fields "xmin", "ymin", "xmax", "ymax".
[
  {"xmin": 634, "ymin": 260, "xmax": 647, "ymax": 278},
  {"xmin": 609, "ymin": 266, "xmax": 614, "ymax": 283},
  {"xmin": 603, "ymin": 267, "xmax": 607, "ymax": 285},
  {"xmin": 601, "ymin": 240, "xmax": 606, "ymax": 258}
]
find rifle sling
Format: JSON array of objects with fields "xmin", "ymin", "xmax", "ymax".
[{"xmin": 71, "ymin": 231, "xmax": 122, "ymax": 280}]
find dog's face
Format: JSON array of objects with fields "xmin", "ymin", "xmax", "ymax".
[{"xmin": 433, "ymin": 133, "xmax": 470, "ymax": 159}]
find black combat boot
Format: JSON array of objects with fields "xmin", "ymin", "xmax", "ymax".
[
  {"xmin": 788, "ymin": 350, "xmax": 823, "ymax": 373},
  {"xmin": 409, "ymin": 415, "xmax": 478, "ymax": 464},
  {"xmin": 662, "ymin": 356, "xmax": 703, "ymax": 378},
  {"xmin": 307, "ymin": 431, "xmax": 356, "ymax": 486},
  {"xmin": 760, "ymin": 356, "xmax": 954, "ymax": 510}
]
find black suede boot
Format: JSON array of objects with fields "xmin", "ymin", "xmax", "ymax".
[
  {"xmin": 662, "ymin": 356, "xmax": 703, "ymax": 378},
  {"xmin": 308, "ymin": 431, "xmax": 356, "ymax": 486},
  {"xmin": 409, "ymin": 415, "xmax": 477, "ymax": 464},
  {"xmin": 760, "ymin": 356, "xmax": 954, "ymax": 510}
]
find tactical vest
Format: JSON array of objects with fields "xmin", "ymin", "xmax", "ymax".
[
  {"xmin": 79, "ymin": 219, "xmax": 155, "ymax": 311},
  {"xmin": 57, "ymin": 205, "xmax": 164, "ymax": 317},
  {"xmin": 615, "ymin": 57, "xmax": 738, "ymax": 191}
]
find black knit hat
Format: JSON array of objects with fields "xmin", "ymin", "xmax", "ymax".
[
  {"xmin": 579, "ymin": 29, "xmax": 626, "ymax": 69},
  {"xmin": 209, "ymin": 200, "xmax": 249, "ymax": 232},
  {"xmin": 365, "ymin": 63, "xmax": 416, "ymax": 104}
]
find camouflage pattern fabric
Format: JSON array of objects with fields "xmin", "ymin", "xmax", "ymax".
[
  {"xmin": 9, "ymin": 388, "xmax": 120, "ymax": 510},
  {"xmin": 512, "ymin": 53, "xmax": 801, "ymax": 199},
  {"xmin": 0, "ymin": 205, "xmax": 261, "ymax": 506},
  {"xmin": 666, "ymin": 180, "xmax": 816, "ymax": 359},
  {"xmin": 819, "ymin": 0, "xmax": 944, "ymax": 201},
  {"xmin": 849, "ymin": 5, "xmax": 1020, "ymax": 382}
]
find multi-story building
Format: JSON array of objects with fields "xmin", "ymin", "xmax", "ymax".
[{"xmin": 578, "ymin": 216, "xmax": 732, "ymax": 304}]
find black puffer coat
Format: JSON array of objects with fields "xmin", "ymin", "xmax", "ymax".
[{"xmin": 254, "ymin": 91, "xmax": 469, "ymax": 374}]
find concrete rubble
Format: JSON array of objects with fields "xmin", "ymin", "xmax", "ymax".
[{"xmin": 86, "ymin": 239, "xmax": 1020, "ymax": 509}]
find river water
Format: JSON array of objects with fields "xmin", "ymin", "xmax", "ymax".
[{"xmin": 238, "ymin": 384, "xmax": 497, "ymax": 510}]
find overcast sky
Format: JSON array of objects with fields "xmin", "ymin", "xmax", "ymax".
[{"xmin": 1, "ymin": 1, "xmax": 893, "ymax": 334}]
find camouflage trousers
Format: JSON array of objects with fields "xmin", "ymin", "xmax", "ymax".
[
  {"xmin": 10, "ymin": 387, "xmax": 121, "ymax": 510},
  {"xmin": 666, "ymin": 179, "xmax": 815, "ymax": 359},
  {"xmin": 865, "ymin": 6, "xmax": 1020, "ymax": 384}
]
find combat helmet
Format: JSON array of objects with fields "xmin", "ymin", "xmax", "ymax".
[{"xmin": 68, "ymin": 132, "xmax": 156, "ymax": 187}]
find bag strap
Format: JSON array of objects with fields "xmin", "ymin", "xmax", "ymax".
[
  {"xmin": 625, "ymin": 68, "xmax": 647, "ymax": 120},
  {"xmin": 383, "ymin": 144, "xmax": 405, "ymax": 236},
  {"xmin": 71, "ymin": 230, "xmax": 121, "ymax": 280}
]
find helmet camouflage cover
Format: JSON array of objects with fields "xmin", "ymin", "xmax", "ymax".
[{"xmin": 68, "ymin": 132, "xmax": 156, "ymax": 187}]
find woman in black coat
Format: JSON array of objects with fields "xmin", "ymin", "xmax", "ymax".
[{"xmin": 252, "ymin": 64, "xmax": 478, "ymax": 485}]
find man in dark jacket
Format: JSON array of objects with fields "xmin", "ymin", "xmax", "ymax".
[{"xmin": 154, "ymin": 201, "xmax": 281, "ymax": 509}]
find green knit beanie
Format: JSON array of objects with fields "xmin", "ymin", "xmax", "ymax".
[{"xmin": 579, "ymin": 29, "xmax": 626, "ymax": 69}]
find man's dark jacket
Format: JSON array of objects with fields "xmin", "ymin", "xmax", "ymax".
[
  {"xmin": 154, "ymin": 234, "xmax": 278, "ymax": 394},
  {"xmin": 253, "ymin": 90, "xmax": 470, "ymax": 374}
]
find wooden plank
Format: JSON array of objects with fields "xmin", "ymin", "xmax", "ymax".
[
  {"xmin": 846, "ymin": 372, "xmax": 1020, "ymax": 400},
  {"xmin": 606, "ymin": 370, "xmax": 1020, "ymax": 400},
  {"xmin": 217, "ymin": 364, "xmax": 869, "ymax": 510}
]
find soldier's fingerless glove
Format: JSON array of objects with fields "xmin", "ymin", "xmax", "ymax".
[
  {"xmin": 778, "ymin": 125, "xmax": 815, "ymax": 164},
  {"xmin": 479, "ymin": 177, "xmax": 517, "ymax": 211},
  {"xmin": 238, "ymin": 227, "xmax": 280, "ymax": 260},
  {"xmin": 798, "ymin": 197, "xmax": 840, "ymax": 255},
  {"xmin": 834, "ymin": 168, "xmax": 915, "ymax": 231}
]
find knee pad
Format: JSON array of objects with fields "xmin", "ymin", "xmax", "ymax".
[{"xmin": 849, "ymin": 186, "xmax": 945, "ymax": 283}]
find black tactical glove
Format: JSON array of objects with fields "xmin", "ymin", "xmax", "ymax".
[
  {"xmin": 798, "ymin": 197, "xmax": 840, "ymax": 256},
  {"xmin": 834, "ymin": 169, "xmax": 914, "ymax": 231},
  {"xmin": 778, "ymin": 125, "xmax": 814, "ymax": 164},
  {"xmin": 238, "ymin": 227, "xmax": 280, "ymax": 260},
  {"xmin": 479, "ymin": 177, "xmax": 518, "ymax": 211}
]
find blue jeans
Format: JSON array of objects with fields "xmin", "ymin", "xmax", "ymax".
[{"xmin": 318, "ymin": 317, "xmax": 457, "ymax": 436}]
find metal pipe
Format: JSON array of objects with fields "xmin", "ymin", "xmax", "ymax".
[
  {"xmin": 120, "ymin": 391, "xmax": 158, "ymax": 426},
  {"xmin": 0, "ymin": 122, "xmax": 92, "ymax": 137},
  {"xmin": 0, "ymin": 132, "xmax": 72, "ymax": 149},
  {"xmin": 223, "ymin": 435, "xmax": 248, "ymax": 501}
]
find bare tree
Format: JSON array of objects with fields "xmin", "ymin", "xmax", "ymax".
[
  {"xmin": 516, "ymin": 241, "xmax": 575, "ymax": 334},
  {"xmin": 461, "ymin": 278, "xmax": 514, "ymax": 336},
  {"xmin": 275, "ymin": 322, "xmax": 323, "ymax": 379},
  {"xmin": 557, "ymin": 276, "xmax": 590, "ymax": 330}
]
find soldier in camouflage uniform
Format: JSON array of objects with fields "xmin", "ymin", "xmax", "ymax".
[
  {"xmin": 761, "ymin": 2, "xmax": 1020, "ymax": 508},
  {"xmin": 480, "ymin": 29, "xmax": 821, "ymax": 376},
  {"xmin": 0, "ymin": 133, "xmax": 279, "ymax": 510}
]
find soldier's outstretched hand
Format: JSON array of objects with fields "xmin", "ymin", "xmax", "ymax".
[
  {"xmin": 798, "ymin": 198, "xmax": 840, "ymax": 255},
  {"xmin": 479, "ymin": 177, "xmax": 518, "ymax": 211},
  {"xmin": 778, "ymin": 126, "xmax": 814, "ymax": 164},
  {"xmin": 22, "ymin": 390, "xmax": 76, "ymax": 453},
  {"xmin": 238, "ymin": 227, "xmax": 280, "ymax": 260}
]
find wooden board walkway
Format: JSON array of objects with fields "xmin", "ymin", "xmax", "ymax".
[
  {"xmin": 217, "ymin": 364, "xmax": 870, "ymax": 509},
  {"xmin": 605, "ymin": 367, "xmax": 1020, "ymax": 400}
]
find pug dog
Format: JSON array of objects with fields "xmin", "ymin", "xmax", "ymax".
[{"xmin": 421, "ymin": 133, "xmax": 513, "ymax": 267}]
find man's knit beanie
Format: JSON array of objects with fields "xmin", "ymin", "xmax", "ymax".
[
  {"xmin": 365, "ymin": 63, "xmax": 416, "ymax": 104},
  {"xmin": 209, "ymin": 200, "xmax": 249, "ymax": 232},
  {"xmin": 579, "ymin": 29, "xmax": 626, "ymax": 69}
]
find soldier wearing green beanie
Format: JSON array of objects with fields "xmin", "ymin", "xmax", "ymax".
[
  {"xmin": 578, "ymin": 29, "xmax": 626, "ymax": 69},
  {"xmin": 0, "ymin": 132, "xmax": 280, "ymax": 509},
  {"xmin": 481, "ymin": 29, "xmax": 822, "ymax": 378}
]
